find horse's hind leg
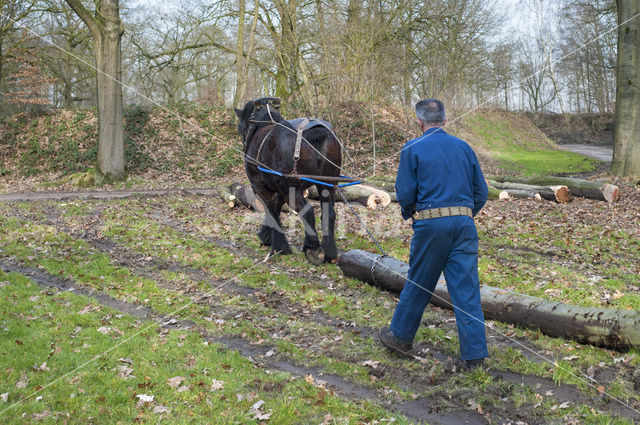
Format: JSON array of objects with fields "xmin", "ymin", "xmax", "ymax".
[
  {"xmin": 257, "ymin": 217, "xmax": 272, "ymax": 246},
  {"xmin": 293, "ymin": 190, "xmax": 324, "ymax": 265},
  {"xmin": 259, "ymin": 191, "xmax": 291, "ymax": 256},
  {"xmin": 318, "ymin": 185, "xmax": 339, "ymax": 263}
]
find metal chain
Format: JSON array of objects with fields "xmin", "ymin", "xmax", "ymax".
[
  {"xmin": 337, "ymin": 187, "xmax": 387, "ymax": 256},
  {"xmin": 370, "ymin": 254, "xmax": 387, "ymax": 287}
]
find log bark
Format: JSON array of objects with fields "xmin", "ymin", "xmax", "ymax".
[
  {"xmin": 501, "ymin": 189, "xmax": 543, "ymax": 201},
  {"xmin": 366, "ymin": 178, "xmax": 396, "ymax": 192},
  {"xmin": 64, "ymin": 0, "xmax": 125, "ymax": 180},
  {"xmin": 229, "ymin": 183, "xmax": 264, "ymax": 212},
  {"xmin": 215, "ymin": 184, "xmax": 236, "ymax": 208},
  {"xmin": 338, "ymin": 249, "xmax": 640, "ymax": 350},
  {"xmin": 487, "ymin": 180, "xmax": 570, "ymax": 203},
  {"xmin": 490, "ymin": 176, "xmax": 618, "ymax": 203},
  {"xmin": 487, "ymin": 186, "xmax": 509, "ymax": 200},
  {"xmin": 306, "ymin": 184, "xmax": 391, "ymax": 209}
]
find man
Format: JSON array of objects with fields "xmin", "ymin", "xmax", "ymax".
[{"xmin": 378, "ymin": 98, "xmax": 489, "ymax": 369}]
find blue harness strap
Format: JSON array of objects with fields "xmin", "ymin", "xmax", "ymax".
[{"xmin": 257, "ymin": 166, "xmax": 362, "ymax": 188}]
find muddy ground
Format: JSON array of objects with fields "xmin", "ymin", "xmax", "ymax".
[{"xmin": 1, "ymin": 186, "xmax": 639, "ymax": 424}]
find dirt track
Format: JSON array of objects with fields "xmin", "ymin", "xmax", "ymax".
[{"xmin": 559, "ymin": 144, "xmax": 613, "ymax": 162}]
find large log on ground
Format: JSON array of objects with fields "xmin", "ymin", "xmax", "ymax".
[
  {"xmin": 501, "ymin": 189, "xmax": 543, "ymax": 201},
  {"xmin": 366, "ymin": 177, "xmax": 396, "ymax": 192},
  {"xmin": 487, "ymin": 186, "xmax": 509, "ymax": 200},
  {"xmin": 229, "ymin": 183, "xmax": 265, "ymax": 213},
  {"xmin": 490, "ymin": 176, "xmax": 618, "ymax": 202},
  {"xmin": 337, "ymin": 249, "xmax": 640, "ymax": 350},
  {"xmin": 306, "ymin": 184, "xmax": 391, "ymax": 209},
  {"xmin": 487, "ymin": 180, "xmax": 570, "ymax": 203},
  {"xmin": 215, "ymin": 184, "xmax": 236, "ymax": 208}
]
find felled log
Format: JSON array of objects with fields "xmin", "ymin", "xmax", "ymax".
[
  {"xmin": 215, "ymin": 184, "xmax": 236, "ymax": 208},
  {"xmin": 229, "ymin": 183, "xmax": 265, "ymax": 213},
  {"xmin": 500, "ymin": 189, "xmax": 543, "ymax": 201},
  {"xmin": 490, "ymin": 176, "xmax": 618, "ymax": 203},
  {"xmin": 306, "ymin": 184, "xmax": 391, "ymax": 209},
  {"xmin": 487, "ymin": 186, "xmax": 509, "ymax": 200},
  {"xmin": 338, "ymin": 249, "xmax": 640, "ymax": 350},
  {"xmin": 487, "ymin": 179, "xmax": 570, "ymax": 203},
  {"xmin": 366, "ymin": 177, "xmax": 396, "ymax": 192}
]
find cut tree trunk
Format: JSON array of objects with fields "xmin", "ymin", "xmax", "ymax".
[
  {"xmin": 487, "ymin": 179, "xmax": 570, "ymax": 203},
  {"xmin": 306, "ymin": 184, "xmax": 391, "ymax": 209},
  {"xmin": 366, "ymin": 178, "xmax": 396, "ymax": 192},
  {"xmin": 215, "ymin": 184, "xmax": 236, "ymax": 208},
  {"xmin": 487, "ymin": 186, "xmax": 509, "ymax": 200},
  {"xmin": 338, "ymin": 249, "xmax": 640, "ymax": 350},
  {"xmin": 500, "ymin": 189, "xmax": 543, "ymax": 201},
  {"xmin": 490, "ymin": 176, "xmax": 618, "ymax": 202},
  {"xmin": 229, "ymin": 183, "xmax": 264, "ymax": 212}
]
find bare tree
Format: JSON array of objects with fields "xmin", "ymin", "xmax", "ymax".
[
  {"xmin": 0, "ymin": 0, "xmax": 38, "ymax": 113},
  {"xmin": 64, "ymin": 0, "xmax": 125, "ymax": 180}
]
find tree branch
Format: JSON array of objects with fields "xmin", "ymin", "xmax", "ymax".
[{"xmin": 63, "ymin": 0, "xmax": 100, "ymax": 39}]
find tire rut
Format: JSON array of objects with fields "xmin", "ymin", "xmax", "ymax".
[{"xmin": 4, "ymin": 201, "xmax": 639, "ymax": 423}]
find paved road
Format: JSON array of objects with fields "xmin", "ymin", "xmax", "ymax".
[{"xmin": 559, "ymin": 144, "xmax": 613, "ymax": 162}]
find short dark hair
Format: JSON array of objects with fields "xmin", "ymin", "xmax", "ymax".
[{"xmin": 415, "ymin": 98, "xmax": 445, "ymax": 125}]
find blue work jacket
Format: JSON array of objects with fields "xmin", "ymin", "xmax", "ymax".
[{"xmin": 395, "ymin": 127, "xmax": 488, "ymax": 220}]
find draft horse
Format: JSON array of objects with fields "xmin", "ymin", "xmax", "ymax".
[{"xmin": 234, "ymin": 97, "xmax": 341, "ymax": 264}]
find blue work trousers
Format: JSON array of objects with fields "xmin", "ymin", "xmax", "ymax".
[{"xmin": 390, "ymin": 215, "xmax": 488, "ymax": 361}]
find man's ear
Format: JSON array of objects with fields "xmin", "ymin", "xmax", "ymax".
[
  {"xmin": 417, "ymin": 118, "xmax": 425, "ymax": 132},
  {"xmin": 442, "ymin": 118, "xmax": 448, "ymax": 126}
]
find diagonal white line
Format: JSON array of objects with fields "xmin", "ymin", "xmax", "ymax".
[
  {"xmin": 5, "ymin": 5, "xmax": 640, "ymax": 418},
  {"xmin": 0, "ymin": 252, "xmax": 279, "ymax": 416}
]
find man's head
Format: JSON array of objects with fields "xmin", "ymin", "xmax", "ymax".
[{"xmin": 415, "ymin": 98, "xmax": 446, "ymax": 132}]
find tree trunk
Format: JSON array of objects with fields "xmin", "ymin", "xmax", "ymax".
[
  {"xmin": 229, "ymin": 182, "xmax": 265, "ymax": 212},
  {"xmin": 487, "ymin": 186, "xmax": 509, "ymax": 200},
  {"xmin": 338, "ymin": 249, "xmax": 640, "ymax": 350},
  {"xmin": 490, "ymin": 175, "xmax": 618, "ymax": 202},
  {"xmin": 612, "ymin": 0, "xmax": 640, "ymax": 177},
  {"xmin": 306, "ymin": 184, "xmax": 391, "ymax": 209},
  {"xmin": 487, "ymin": 180, "xmax": 570, "ymax": 203},
  {"xmin": 95, "ymin": 32, "xmax": 124, "ymax": 179},
  {"xmin": 216, "ymin": 184, "xmax": 236, "ymax": 208},
  {"xmin": 64, "ymin": 0, "xmax": 125, "ymax": 180}
]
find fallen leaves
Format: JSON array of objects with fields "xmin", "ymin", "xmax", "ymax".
[
  {"xmin": 135, "ymin": 393, "xmax": 154, "ymax": 408},
  {"xmin": 249, "ymin": 400, "xmax": 272, "ymax": 421},
  {"xmin": 32, "ymin": 362, "xmax": 50, "ymax": 372},
  {"xmin": 167, "ymin": 376, "xmax": 185, "ymax": 389},
  {"xmin": 210, "ymin": 379, "xmax": 224, "ymax": 391},
  {"xmin": 15, "ymin": 374, "xmax": 28, "ymax": 389}
]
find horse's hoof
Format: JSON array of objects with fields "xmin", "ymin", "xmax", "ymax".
[{"xmin": 305, "ymin": 247, "xmax": 325, "ymax": 265}]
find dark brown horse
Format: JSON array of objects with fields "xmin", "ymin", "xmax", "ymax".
[{"xmin": 234, "ymin": 97, "xmax": 342, "ymax": 264}]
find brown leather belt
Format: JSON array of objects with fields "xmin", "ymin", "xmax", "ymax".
[{"xmin": 412, "ymin": 206, "xmax": 472, "ymax": 220}]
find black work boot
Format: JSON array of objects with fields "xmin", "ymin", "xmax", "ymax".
[
  {"xmin": 463, "ymin": 358, "xmax": 485, "ymax": 370},
  {"xmin": 377, "ymin": 327, "xmax": 413, "ymax": 358}
]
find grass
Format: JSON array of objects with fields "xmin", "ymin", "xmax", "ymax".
[
  {"xmin": 2, "ymin": 193, "xmax": 639, "ymax": 424},
  {"xmin": 0, "ymin": 270, "xmax": 405, "ymax": 424},
  {"xmin": 1, "ymin": 111, "xmax": 639, "ymax": 424},
  {"xmin": 454, "ymin": 111, "xmax": 600, "ymax": 175}
]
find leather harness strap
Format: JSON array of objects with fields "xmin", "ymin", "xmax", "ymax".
[{"xmin": 292, "ymin": 118, "xmax": 309, "ymax": 175}]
